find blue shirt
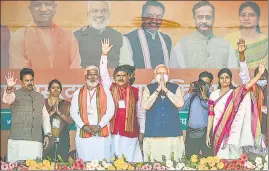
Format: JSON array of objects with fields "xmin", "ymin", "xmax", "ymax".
[{"xmin": 181, "ymin": 93, "xmax": 208, "ymax": 129}]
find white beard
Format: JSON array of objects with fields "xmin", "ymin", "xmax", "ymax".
[
  {"xmin": 88, "ymin": 18, "xmax": 110, "ymax": 30},
  {"xmin": 87, "ymin": 80, "xmax": 99, "ymax": 87}
]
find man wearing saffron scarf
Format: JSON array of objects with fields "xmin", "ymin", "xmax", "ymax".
[
  {"xmin": 70, "ymin": 66, "xmax": 115, "ymax": 161},
  {"xmin": 124, "ymin": 1, "xmax": 172, "ymax": 69},
  {"xmin": 142, "ymin": 64, "xmax": 185, "ymax": 162},
  {"xmin": 238, "ymin": 38, "xmax": 268, "ymax": 150},
  {"xmin": 99, "ymin": 39, "xmax": 145, "ymax": 162},
  {"xmin": 9, "ymin": 1, "xmax": 81, "ymax": 69}
]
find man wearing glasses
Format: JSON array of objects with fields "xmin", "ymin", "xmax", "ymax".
[
  {"xmin": 169, "ymin": 1, "xmax": 238, "ymax": 69},
  {"xmin": 124, "ymin": 1, "xmax": 172, "ymax": 69}
]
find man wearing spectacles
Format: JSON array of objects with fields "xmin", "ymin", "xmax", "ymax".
[
  {"xmin": 124, "ymin": 1, "xmax": 172, "ymax": 69},
  {"xmin": 170, "ymin": 1, "xmax": 238, "ymax": 69}
]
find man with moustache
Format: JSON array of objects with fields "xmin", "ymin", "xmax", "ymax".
[
  {"xmin": 99, "ymin": 39, "xmax": 144, "ymax": 162},
  {"xmin": 74, "ymin": 1, "xmax": 133, "ymax": 68},
  {"xmin": 124, "ymin": 0, "xmax": 172, "ymax": 69},
  {"xmin": 2, "ymin": 68, "xmax": 52, "ymax": 162},
  {"xmin": 9, "ymin": 0, "xmax": 81, "ymax": 69},
  {"xmin": 169, "ymin": 0, "xmax": 238, "ymax": 68},
  {"xmin": 142, "ymin": 64, "xmax": 185, "ymax": 162},
  {"xmin": 70, "ymin": 65, "xmax": 115, "ymax": 161}
]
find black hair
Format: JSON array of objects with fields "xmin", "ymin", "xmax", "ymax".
[
  {"xmin": 142, "ymin": 0, "xmax": 165, "ymax": 15},
  {"xmin": 48, "ymin": 79, "xmax": 63, "ymax": 93},
  {"xmin": 192, "ymin": 0, "xmax": 215, "ymax": 17},
  {"xmin": 254, "ymin": 67, "xmax": 268, "ymax": 79},
  {"xmin": 199, "ymin": 71, "xmax": 214, "ymax": 82},
  {"xmin": 239, "ymin": 1, "xmax": 261, "ymax": 33},
  {"xmin": 217, "ymin": 68, "xmax": 234, "ymax": 89},
  {"xmin": 20, "ymin": 68, "xmax": 34, "ymax": 80}
]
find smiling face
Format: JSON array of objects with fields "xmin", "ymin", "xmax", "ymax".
[
  {"xmin": 142, "ymin": 5, "xmax": 164, "ymax": 33},
  {"xmin": 88, "ymin": 1, "xmax": 110, "ymax": 30},
  {"xmin": 49, "ymin": 82, "xmax": 61, "ymax": 97},
  {"xmin": 114, "ymin": 71, "xmax": 129, "ymax": 87},
  {"xmin": 29, "ymin": 1, "xmax": 57, "ymax": 27}
]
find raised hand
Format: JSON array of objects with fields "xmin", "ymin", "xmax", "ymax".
[
  {"xmin": 237, "ymin": 38, "xmax": 247, "ymax": 53},
  {"xmin": 101, "ymin": 38, "xmax": 113, "ymax": 55},
  {"xmin": 258, "ymin": 60, "xmax": 265, "ymax": 75},
  {"xmin": 5, "ymin": 72, "xmax": 17, "ymax": 88}
]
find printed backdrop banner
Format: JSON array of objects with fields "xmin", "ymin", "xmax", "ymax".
[{"xmin": 0, "ymin": 68, "xmax": 254, "ymax": 158}]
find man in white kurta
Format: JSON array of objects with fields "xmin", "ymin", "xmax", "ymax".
[
  {"xmin": 70, "ymin": 66, "xmax": 115, "ymax": 162},
  {"xmin": 99, "ymin": 39, "xmax": 145, "ymax": 162}
]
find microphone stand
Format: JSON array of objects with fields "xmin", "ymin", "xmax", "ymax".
[{"xmin": 53, "ymin": 136, "xmax": 60, "ymax": 170}]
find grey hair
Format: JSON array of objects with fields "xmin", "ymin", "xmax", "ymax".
[
  {"xmin": 85, "ymin": 65, "xmax": 99, "ymax": 75},
  {"xmin": 88, "ymin": 1, "xmax": 111, "ymax": 11}
]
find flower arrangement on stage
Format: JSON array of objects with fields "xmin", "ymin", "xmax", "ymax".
[{"xmin": 0, "ymin": 154, "xmax": 268, "ymax": 170}]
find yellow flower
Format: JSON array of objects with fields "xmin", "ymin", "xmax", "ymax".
[
  {"xmin": 210, "ymin": 167, "xmax": 217, "ymax": 170},
  {"xmin": 213, "ymin": 156, "xmax": 220, "ymax": 163},
  {"xmin": 208, "ymin": 161, "xmax": 216, "ymax": 167},
  {"xmin": 42, "ymin": 160, "xmax": 50, "ymax": 166},
  {"xmin": 26, "ymin": 160, "xmax": 33, "ymax": 167},
  {"xmin": 110, "ymin": 157, "xmax": 115, "ymax": 161},
  {"xmin": 122, "ymin": 162, "xmax": 129, "ymax": 170},
  {"xmin": 190, "ymin": 154, "xmax": 198, "ymax": 163},
  {"xmin": 207, "ymin": 156, "xmax": 214, "ymax": 161},
  {"xmin": 200, "ymin": 158, "xmax": 208, "ymax": 165},
  {"xmin": 31, "ymin": 160, "xmax": 37, "ymax": 166},
  {"xmin": 217, "ymin": 162, "xmax": 224, "ymax": 169},
  {"xmin": 204, "ymin": 166, "xmax": 209, "ymax": 170}
]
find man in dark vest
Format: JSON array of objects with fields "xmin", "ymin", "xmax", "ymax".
[
  {"xmin": 124, "ymin": 1, "xmax": 172, "ymax": 69},
  {"xmin": 2, "ymin": 68, "xmax": 52, "ymax": 162},
  {"xmin": 142, "ymin": 64, "xmax": 185, "ymax": 162},
  {"xmin": 74, "ymin": 1, "xmax": 133, "ymax": 68}
]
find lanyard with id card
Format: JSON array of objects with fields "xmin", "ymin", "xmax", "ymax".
[{"xmin": 118, "ymin": 100, "xmax": 126, "ymax": 109}]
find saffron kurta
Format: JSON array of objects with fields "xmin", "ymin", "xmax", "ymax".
[{"xmin": 9, "ymin": 22, "xmax": 81, "ymax": 69}]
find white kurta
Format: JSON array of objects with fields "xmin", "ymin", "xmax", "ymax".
[
  {"xmin": 2, "ymin": 91, "xmax": 52, "ymax": 162},
  {"xmin": 99, "ymin": 55, "xmax": 145, "ymax": 162},
  {"xmin": 70, "ymin": 87, "xmax": 115, "ymax": 162}
]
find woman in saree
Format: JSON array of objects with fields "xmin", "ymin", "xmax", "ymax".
[
  {"xmin": 206, "ymin": 60, "xmax": 266, "ymax": 159},
  {"xmin": 224, "ymin": 1, "xmax": 268, "ymax": 69},
  {"xmin": 43, "ymin": 79, "xmax": 74, "ymax": 161}
]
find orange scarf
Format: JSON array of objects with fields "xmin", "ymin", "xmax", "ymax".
[
  {"xmin": 110, "ymin": 84, "xmax": 135, "ymax": 133},
  {"xmin": 78, "ymin": 85, "xmax": 109, "ymax": 138}
]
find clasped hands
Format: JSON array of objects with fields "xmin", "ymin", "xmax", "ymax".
[
  {"xmin": 83, "ymin": 125, "xmax": 101, "ymax": 135},
  {"xmin": 156, "ymin": 75, "xmax": 168, "ymax": 93}
]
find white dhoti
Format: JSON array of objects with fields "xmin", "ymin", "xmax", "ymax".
[
  {"xmin": 143, "ymin": 136, "xmax": 185, "ymax": 162},
  {"xmin": 111, "ymin": 134, "xmax": 143, "ymax": 162},
  {"xmin": 7, "ymin": 139, "xmax": 43, "ymax": 162},
  {"xmin": 75, "ymin": 135, "xmax": 112, "ymax": 162}
]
